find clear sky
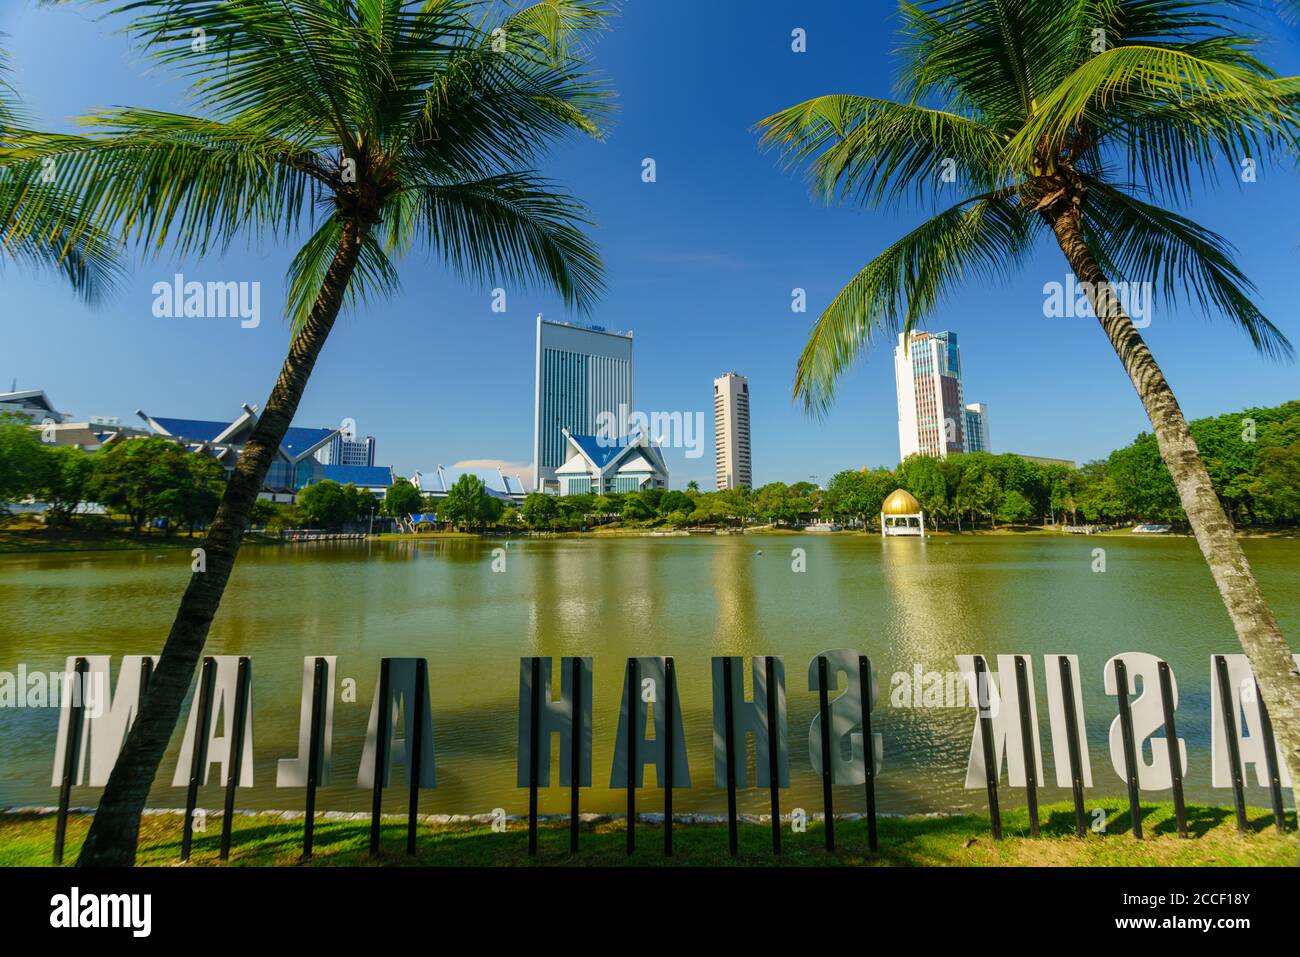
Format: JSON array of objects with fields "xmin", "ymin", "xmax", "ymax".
[{"xmin": 3, "ymin": 1, "xmax": 1298, "ymax": 490}]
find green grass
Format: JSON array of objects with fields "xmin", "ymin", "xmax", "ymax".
[
  {"xmin": 0, "ymin": 517, "xmax": 281, "ymax": 554},
  {"xmin": 6, "ymin": 801, "xmax": 1294, "ymax": 867}
]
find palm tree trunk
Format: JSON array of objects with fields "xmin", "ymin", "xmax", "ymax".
[
  {"xmin": 76, "ymin": 222, "xmax": 366, "ymax": 866},
  {"xmin": 1049, "ymin": 205, "xmax": 1300, "ymax": 811}
]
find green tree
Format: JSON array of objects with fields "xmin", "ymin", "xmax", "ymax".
[
  {"xmin": 522, "ymin": 492, "xmax": 559, "ymax": 530},
  {"xmin": 440, "ymin": 474, "xmax": 490, "ymax": 530},
  {"xmin": 480, "ymin": 493, "xmax": 505, "ymax": 527},
  {"xmin": 162, "ymin": 454, "xmax": 226, "ymax": 533},
  {"xmin": 248, "ymin": 498, "xmax": 278, "ymax": 529},
  {"xmin": 0, "ymin": 416, "xmax": 46, "ymax": 512},
  {"xmin": 341, "ymin": 483, "xmax": 377, "ymax": 524},
  {"xmin": 44, "ymin": 0, "xmax": 614, "ymax": 866},
  {"xmin": 758, "ymin": 0, "xmax": 1300, "ymax": 791},
  {"xmin": 997, "ymin": 489, "xmax": 1034, "ymax": 527},
  {"xmin": 897, "ymin": 456, "xmax": 947, "ymax": 529},
  {"xmin": 382, "ymin": 478, "xmax": 423, "ymax": 518},
  {"xmin": 295, "ymin": 480, "xmax": 352, "ymax": 528},
  {"xmin": 87, "ymin": 437, "xmax": 194, "ymax": 533},
  {"xmin": 621, "ymin": 492, "xmax": 655, "ymax": 522},
  {"xmin": 658, "ymin": 490, "xmax": 693, "ymax": 516}
]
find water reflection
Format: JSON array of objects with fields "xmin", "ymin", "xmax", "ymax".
[{"xmin": 0, "ymin": 536, "xmax": 1295, "ymax": 818}]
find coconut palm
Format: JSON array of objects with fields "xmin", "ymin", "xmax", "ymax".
[
  {"xmin": 758, "ymin": 0, "xmax": 1300, "ymax": 802},
  {"xmin": 0, "ymin": 43, "xmax": 120, "ymax": 299},
  {"xmin": 15, "ymin": 0, "xmax": 612, "ymax": 865}
]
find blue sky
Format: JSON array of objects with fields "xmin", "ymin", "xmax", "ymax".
[{"xmin": 3, "ymin": 1, "xmax": 1298, "ymax": 490}]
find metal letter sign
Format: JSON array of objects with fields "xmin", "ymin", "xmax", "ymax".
[
  {"xmin": 47, "ymin": 647, "xmax": 1296, "ymax": 862},
  {"xmin": 358, "ymin": 658, "xmax": 436, "ymax": 789},
  {"xmin": 51, "ymin": 655, "xmax": 157, "ymax": 787},
  {"xmin": 608, "ymin": 657, "xmax": 691, "ymax": 789},
  {"xmin": 710, "ymin": 656, "xmax": 790, "ymax": 789},
  {"xmin": 957, "ymin": 654, "xmax": 1044, "ymax": 791},
  {"xmin": 277, "ymin": 655, "xmax": 338, "ymax": 787},
  {"xmin": 515, "ymin": 657, "xmax": 593, "ymax": 788},
  {"xmin": 171, "ymin": 655, "xmax": 255, "ymax": 789},
  {"xmin": 808, "ymin": 649, "xmax": 882, "ymax": 784}
]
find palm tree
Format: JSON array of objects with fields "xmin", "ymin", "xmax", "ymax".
[
  {"xmin": 1, "ymin": 43, "xmax": 120, "ymax": 299},
  {"xmin": 758, "ymin": 0, "xmax": 1300, "ymax": 802},
  {"xmin": 16, "ymin": 0, "xmax": 612, "ymax": 866}
]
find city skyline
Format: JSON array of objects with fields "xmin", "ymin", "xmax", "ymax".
[{"xmin": 3, "ymin": 3, "xmax": 1299, "ymax": 489}]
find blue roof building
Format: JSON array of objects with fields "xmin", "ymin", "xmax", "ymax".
[
  {"xmin": 137, "ymin": 404, "xmax": 344, "ymax": 503},
  {"xmin": 305, "ymin": 463, "xmax": 395, "ymax": 497},
  {"xmin": 554, "ymin": 428, "xmax": 668, "ymax": 496}
]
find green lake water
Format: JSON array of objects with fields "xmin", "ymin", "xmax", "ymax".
[{"xmin": 1, "ymin": 534, "xmax": 1296, "ymax": 818}]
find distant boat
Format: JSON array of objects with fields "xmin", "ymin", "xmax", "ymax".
[
  {"xmin": 804, "ymin": 522, "xmax": 844, "ymax": 532},
  {"xmin": 1133, "ymin": 523, "xmax": 1172, "ymax": 534}
]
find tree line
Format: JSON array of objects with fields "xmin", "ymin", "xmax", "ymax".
[
  {"xmin": 379, "ymin": 401, "xmax": 1299, "ymax": 533},
  {"xmin": 0, "ymin": 419, "xmax": 389, "ymax": 534}
]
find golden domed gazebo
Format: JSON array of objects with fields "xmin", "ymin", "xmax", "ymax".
[{"xmin": 880, "ymin": 489, "xmax": 925, "ymax": 537}]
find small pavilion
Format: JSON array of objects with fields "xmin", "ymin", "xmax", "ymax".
[{"xmin": 881, "ymin": 489, "xmax": 925, "ymax": 537}]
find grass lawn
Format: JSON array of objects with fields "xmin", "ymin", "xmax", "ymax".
[
  {"xmin": 0, "ymin": 517, "xmax": 280, "ymax": 554},
  {"xmin": 5, "ymin": 801, "xmax": 1294, "ymax": 867}
]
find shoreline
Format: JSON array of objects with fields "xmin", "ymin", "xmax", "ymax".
[
  {"xmin": 6, "ymin": 800, "xmax": 1293, "ymax": 867},
  {"xmin": 4, "ymin": 524, "xmax": 1297, "ymax": 556}
]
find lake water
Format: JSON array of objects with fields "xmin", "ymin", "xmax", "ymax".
[{"xmin": 1, "ymin": 534, "xmax": 1297, "ymax": 818}]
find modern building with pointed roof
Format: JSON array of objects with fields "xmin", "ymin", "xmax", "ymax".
[
  {"xmin": 533, "ymin": 316, "xmax": 634, "ymax": 491},
  {"xmin": 137, "ymin": 404, "xmax": 343, "ymax": 503},
  {"xmin": 554, "ymin": 428, "xmax": 668, "ymax": 496}
]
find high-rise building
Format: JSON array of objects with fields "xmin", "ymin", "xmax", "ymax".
[
  {"xmin": 963, "ymin": 403, "xmax": 991, "ymax": 454},
  {"xmin": 713, "ymin": 372, "xmax": 751, "ymax": 490},
  {"xmin": 894, "ymin": 330, "xmax": 986, "ymax": 461},
  {"xmin": 533, "ymin": 317, "xmax": 634, "ymax": 490},
  {"xmin": 316, "ymin": 433, "xmax": 376, "ymax": 467}
]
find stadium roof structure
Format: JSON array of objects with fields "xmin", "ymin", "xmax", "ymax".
[
  {"xmin": 137, "ymin": 405, "xmax": 339, "ymax": 464},
  {"xmin": 313, "ymin": 464, "xmax": 394, "ymax": 488}
]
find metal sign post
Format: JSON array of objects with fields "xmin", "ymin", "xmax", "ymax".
[
  {"xmin": 973, "ymin": 656, "xmax": 1001, "ymax": 840},
  {"xmin": 53, "ymin": 658, "xmax": 89, "ymax": 865},
  {"xmin": 182, "ymin": 657, "xmax": 218, "ymax": 862},
  {"xmin": 1057, "ymin": 656, "xmax": 1088, "ymax": 836},
  {"xmin": 817, "ymin": 655, "xmax": 835, "ymax": 852},
  {"xmin": 302, "ymin": 657, "xmax": 327, "ymax": 860},
  {"xmin": 1013, "ymin": 656, "xmax": 1039, "ymax": 837},
  {"xmin": 1113, "ymin": 658, "xmax": 1143, "ymax": 840},
  {"xmin": 369, "ymin": 658, "xmax": 392, "ymax": 856},
  {"xmin": 1156, "ymin": 660, "xmax": 1187, "ymax": 838},
  {"xmin": 219, "ymin": 656, "xmax": 252, "ymax": 860}
]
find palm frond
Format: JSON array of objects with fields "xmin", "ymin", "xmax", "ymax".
[
  {"xmin": 400, "ymin": 170, "xmax": 604, "ymax": 312},
  {"xmin": 756, "ymin": 95, "xmax": 1005, "ymax": 207},
  {"xmin": 794, "ymin": 192, "xmax": 1038, "ymax": 415},
  {"xmin": 1006, "ymin": 43, "xmax": 1294, "ymax": 182},
  {"xmin": 1080, "ymin": 177, "xmax": 1293, "ymax": 360},
  {"xmin": 0, "ymin": 40, "xmax": 123, "ymax": 301},
  {"xmin": 12, "ymin": 112, "xmax": 327, "ymax": 256},
  {"xmin": 285, "ymin": 215, "xmax": 401, "ymax": 335}
]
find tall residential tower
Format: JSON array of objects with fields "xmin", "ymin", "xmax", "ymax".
[
  {"xmin": 533, "ymin": 317, "xmax": 634, "ymax": 490},
  {"xmin": 713, "ymin": 372, "xmax": 751, "ymax": 490},
  {"xmin": 894, "ymin": 331, "xmax": 989, "ymax": 461}
]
